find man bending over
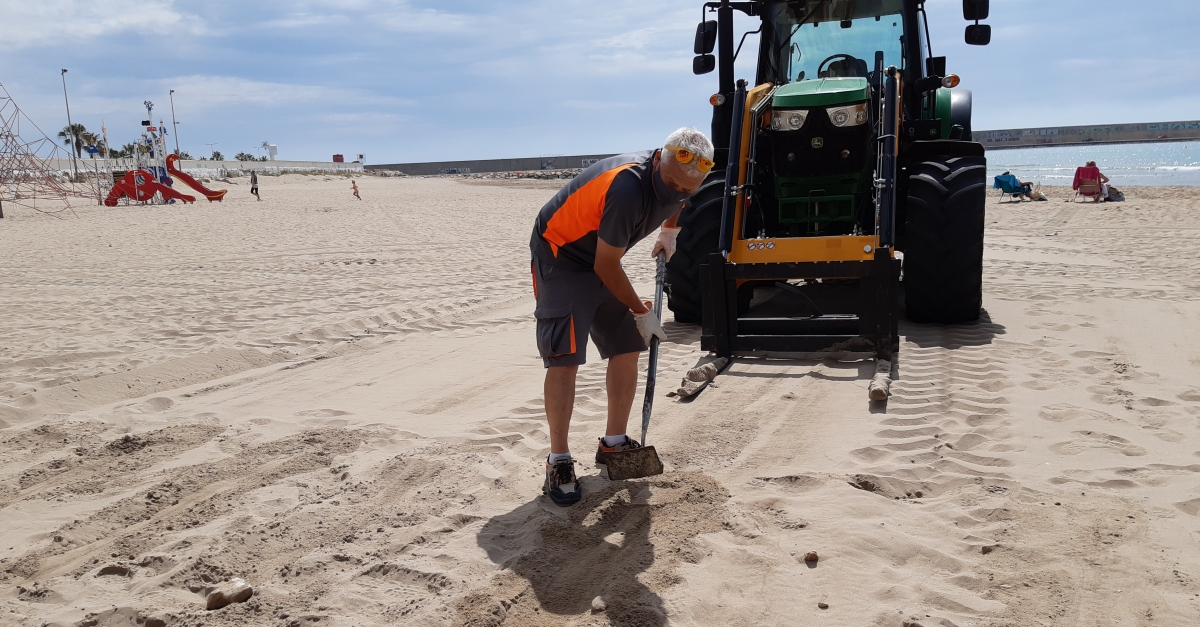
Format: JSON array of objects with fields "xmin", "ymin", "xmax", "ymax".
[{"xmin": 528, "ymin": 127, "xmax": 715, "ymax": 506}]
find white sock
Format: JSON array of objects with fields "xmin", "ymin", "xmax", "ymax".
[
  {"xmin": 548, "ymin": 451, "xmax": 572, "ymax": 464},
  {"xmin": 602, "ymin": 434, "xmax": 627, "ymax": 447}
]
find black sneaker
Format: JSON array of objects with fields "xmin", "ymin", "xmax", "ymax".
[
  {"xmin": 595, "ymin": 436, "xmax": 643, "ymax": 465},
  {"xmin": 543, "ymin": 457, "xmax": 581, "ymax": 507}
]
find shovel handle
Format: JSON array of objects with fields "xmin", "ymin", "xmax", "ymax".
[{"xmin": 640, "ymin": 252, "xmax": 667, "ymax": 443}]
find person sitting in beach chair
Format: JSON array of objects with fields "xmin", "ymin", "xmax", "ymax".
[
  {"xmin": 1072, "ymin": 161, "xmax": 1110, "ymax": 202},
  {"xmin": 994, "ymin": 171, "xmax": 1032, "ymax": 202}
]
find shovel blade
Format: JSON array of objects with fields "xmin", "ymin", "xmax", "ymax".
[{"xmin": 603, "ymin": 445, "xmax": 664, "ymax": 480}]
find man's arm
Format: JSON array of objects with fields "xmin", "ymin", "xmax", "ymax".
[
  {"xmin": 662, "ymin": 208, "xmax": 682, "ymax": 229},
  {"xmin": 595, "ymin": 239, "xmax": 649, "ymax": 314}
]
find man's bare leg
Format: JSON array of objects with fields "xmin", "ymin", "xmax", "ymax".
[
  {"xmin": 605, "ymin": 351, "xmax": 640, "ymax": 437},
  {"xmin": 544, "ymin": 365, "xmax": 579, "ymax": 455}
]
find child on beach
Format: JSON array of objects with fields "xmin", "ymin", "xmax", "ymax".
[
  {"xmin": 250, "ymin": 171, "xmax": 260, "ymax": 201},
  {"xmin": 352, "ymin": 180, "xmax": 361, "ymax": 200}
]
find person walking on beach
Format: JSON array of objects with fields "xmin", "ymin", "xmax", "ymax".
[
  {"xmin": 351, "ymin": 179, "xmax": 361, "ymax": 200},
  {"xmin": 250, "ymin": 170, "xmax": 260, "ymax": 201},
  {"xmin": 530, "ymin": 127, "xmax": 714, "ymax": 506}
]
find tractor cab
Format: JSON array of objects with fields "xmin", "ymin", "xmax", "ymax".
[{"xmin": 761, "ymin": 1, "xmax": 905, "ymax": 85}]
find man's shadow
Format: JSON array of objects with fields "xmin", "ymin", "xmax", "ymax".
[{"xmin": 471, "ymin": 477, "xmax": 667, "ymax": 626}]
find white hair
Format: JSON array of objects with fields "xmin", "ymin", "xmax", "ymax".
[{"xmin": 664, "ymin": 127, "xmax": 714, "ymax": 161}]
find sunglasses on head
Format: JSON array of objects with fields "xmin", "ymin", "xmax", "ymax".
[{"xmin": 668, "ymin": 146, "xmax": 715, "ymax": 173}]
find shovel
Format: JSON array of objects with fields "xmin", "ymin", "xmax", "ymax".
[{"xmin": 604, "ymin": 252, "xmax": 667, "ymax": 480}]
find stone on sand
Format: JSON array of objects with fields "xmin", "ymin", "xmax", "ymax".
[{"xmin": 206, "ymin": 577, "xmax": 253, "ymax": 610}]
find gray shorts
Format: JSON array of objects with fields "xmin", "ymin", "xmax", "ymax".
[{"xmin": 531, "ymin": 259, "xmax": 645, "ymax": 368}]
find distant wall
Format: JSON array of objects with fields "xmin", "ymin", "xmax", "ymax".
[
  {"xmin": 979, "ymin": 121, "xmax": 1200, "ymax": 150},
  {"xmin": 365, "ymin": 154, "xmax": 617, "ymax": 176},
  {"xmin": 45, "ymin": 158, "xmax": 364, "ymax": 176}
]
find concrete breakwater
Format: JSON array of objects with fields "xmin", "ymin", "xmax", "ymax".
[{"xmin": 979, "ymin": 120, "xmax": 1200, "ymax": 150}]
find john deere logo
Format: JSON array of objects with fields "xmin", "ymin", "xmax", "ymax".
[{"xmin": 811, "ymin": 137, "xmax": 824, "ymax": 148}]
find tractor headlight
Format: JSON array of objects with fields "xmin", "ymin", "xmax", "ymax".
[
  {"xmin": 771, "ymin": 109, "xmax": 808, "ymax": 131},
  {"xmin": 826, "ymin": 103, "xmax": 868, "ymax": 127}
]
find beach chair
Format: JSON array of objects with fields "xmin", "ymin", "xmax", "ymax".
[
  {"xmin": 993, "ymin": 174, "xmax": 1031, "ymax": 202},
  {"xmin": 1073, "ymin": 179, "xmax": 1103, "ymax": 202},
  {"xmin": 1072, "ymin": 165, "xmax": 1106, "ymax": 202}
]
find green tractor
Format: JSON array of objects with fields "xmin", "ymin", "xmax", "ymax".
[{"xmin": 667, "ymin": 0, "xmax": 992, "ymax": 359}]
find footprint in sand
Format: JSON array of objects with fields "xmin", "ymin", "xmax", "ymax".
[
  {"xmin": 1072, "ymin": 351, "xmax": 1115, "ymax": 359},
  {"xmin": 293, "ymin": 409, "xmax": 352, "ymax": 417},
  {"xmin": 1027, "ymin": 322, "xmax": 1071, "ymax": 332},
  {"xmin": 1021, "ymin": 371, "xmax": 1077, "ymax": 391},
  {"xmin": 1175, "ymin": 497, "xmax": 1200, "ymax": 517},
  {"xmin": 1179, "ymin": 389, "xmax": 1200, "ymax": 403},
  {"xmin": 1113, "ymin": 464, "xmax": 1200, "ymax": 487},
  {"xmin": 1038, "ymin": 404, "xmax": 1118, "ymax": 423},
  {"xmin": 1049, "ymin": 431, "xmax": 1147, "ymax": 457}
]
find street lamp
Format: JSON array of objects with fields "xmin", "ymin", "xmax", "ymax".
[
  {"xmin": 60, "ymin": 69, "xmax": 79, "ymax": 180},
  {"xmin": 169, "ymin": 89, "xmax": 180, "ymax": 156},
  {"xmin": 205, "ymin": 143, "xmax": 218, "ymax": 160}
]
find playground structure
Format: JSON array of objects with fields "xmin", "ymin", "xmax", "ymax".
[
  {"xmin": 103, "ymin": 100, "xmax": 226, "ymax": 206},
  {"xmin": 104, "ymin": 169, "xmax": 194, "ymax": 206},
  {"xmin": 165, "ymin": 154, "xmax": 226, "ymax": 201},
  {"xmin": 0, "ymin": 82, "xmax": 91, "ymax": 217}
]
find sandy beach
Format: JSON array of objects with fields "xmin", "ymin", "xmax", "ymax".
[{"xmin": 2, "ymin": 175, "xmax": 1200, "ymax": 626}]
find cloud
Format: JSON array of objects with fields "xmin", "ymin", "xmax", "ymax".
[
  {"xmin": 371, "ymin": 6, "xmax": 478, "ymax": 35},
  {"xmin": 0, "ymin": 0, "xmax": 203, "ymax": 51},
  {"xmin": 263, "ymin": 13, "xmax": 351, "ymax": 29},
  {"xmin": 156, "ymin": 76, "xmax": 409, "ymax": 111},
  {"xmin": 560, "ymin": 100, "xmax": 639, "ymax": 111},
  {"xmin": 305, "ymin": 111, "xmax": 413, "ymax": 133},
  {"xmin": 255, "ymin": 1, "xmax": 477, "ymax": 35}
]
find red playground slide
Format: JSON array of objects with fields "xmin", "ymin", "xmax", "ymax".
[
  {"xmin": 104, "ymin": 170, "xmax": 196, "ymax": 206},
  {"xmin": 166, "ymin": 154, "xmax": 228, "ymax": 201}
]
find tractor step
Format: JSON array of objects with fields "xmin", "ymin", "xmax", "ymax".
[
  {"xmin": 732, "ymin": 334, "xmax": 862, "ymax": 352},
  {"xmin": 737, "ymin": 315, "xmax": 859, "ymax": 336}
]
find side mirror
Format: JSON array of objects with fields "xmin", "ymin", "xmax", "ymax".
[
  {"xmin": 926, "ymin": 56, "xmax": 946, "ymax": 77},
  {"xmin": 963, "ymin": 0, "xmax": 989, "ymax": 20},
  {"xmin": 693, "ymin": 54, "xmax": 716, "ymax": 75},
  {"xmin": 694, "ymin": 21, "xmax": 717, "ymax": 55},
  {"xmin": 965, "ymin": 24, "xmax": 991, "ymax": 45}
]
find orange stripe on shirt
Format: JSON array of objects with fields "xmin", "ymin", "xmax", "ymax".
[{"xmin": 541, "ymin": 163, "xmax": 636, "ymax": 257}]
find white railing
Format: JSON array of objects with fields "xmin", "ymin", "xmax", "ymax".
[{"xmin": 44, "ymin": 158, "xmax": 364, "ymax": 176}]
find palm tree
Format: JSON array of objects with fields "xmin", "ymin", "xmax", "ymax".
[
  {"xmin": 57, "ymin": 123, "xmax": 88, "ymax": 159},
  {"xmin": 111, "ymin": 142, "xmax": 138, "ymax": 158},
  {"xmin": 80, "ymin": 131, "xmax": 100, "ymax": 158}
]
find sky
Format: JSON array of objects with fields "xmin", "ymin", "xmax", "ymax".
[{"xmin": 2, "ymin": 0, "xmax": 1199, "ymax": 164}]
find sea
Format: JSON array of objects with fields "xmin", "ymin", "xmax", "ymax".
[{"xmin": 984, "ymin": 141, "xmax": 1200, "ymax": 187}]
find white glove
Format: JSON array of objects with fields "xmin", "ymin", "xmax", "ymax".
[
  {"xmin": 633, "ymin": 302, "xmax": 667, "ymax": 345},
  {"xmin": 651, "ymin": 227, "xmax": 681, "ymax": 261}
]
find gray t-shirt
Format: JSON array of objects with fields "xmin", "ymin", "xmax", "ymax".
[{"xmin": 530, "ymin": 150, "xmax": 686, "ymax": 271}]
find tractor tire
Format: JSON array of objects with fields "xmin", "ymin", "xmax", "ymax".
[
  {"xmin": 903, "ymin": 155, "xmax": 986, "ymax": 323},
  {"xmin": 665, "ymin": 173, "xmax": 726, "ymax": 324}
]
